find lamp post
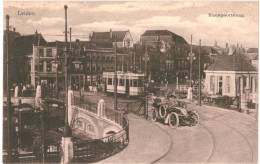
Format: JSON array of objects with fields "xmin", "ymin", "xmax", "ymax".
[
  {"xmin": 63, "ymin": 4, "xmax": 71, "ymax": 137},
  {"xmin": 187, "ymin": 35, "xmax": 196, "ymax": 101},
  {"xmin": 114, "ymin": 35, "xmax": 118, "ymax": 110},
  {"xmin": 144, "ymin": 44, "xmax": 149, "ymax": 119},
  {"xmin": 198, "ymin": 39, "xmax": 201, "ymax": 106},
  {"xmin": 72, "ymin": 60, "xmax": 82, "ymax": 90},
  {"xmin": 61, "ymin": 5, "xmax": 74, "ymax": 164},
  {"xmin": 5, "ymin": 14, "xmax": 12, "ymax": 163},
  {"xmin": 51, "ymin": 57, "xmax": 59, "ymax": 96}
]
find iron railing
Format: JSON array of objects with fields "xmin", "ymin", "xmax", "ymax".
[
  {"xmin": 117, "ymin": 100, "xmax": 146, "ymax": 117},
  {"xmin": 71, "ymin": 95, "xmax": 129, "ymax": 163}
]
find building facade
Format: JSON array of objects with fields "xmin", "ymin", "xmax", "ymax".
[
  {"xmin": 28, "ymin": 45, "xmax": 59, "ymax": 88},
  {"xmin": 85, "ymin": 30, "xmax": 134, "ymax": 87},
  {"xmin": 13, "ymin": 31, "xmax": 48, "ymax": 87},
  {"xmin": 204, "ymin": 51, "xmax": 257, "ymax": 101}
]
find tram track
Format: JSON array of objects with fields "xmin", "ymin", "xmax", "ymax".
[
  {"xmin": 198, "ymin": 122, "xmax": 217, "ymax": 163},
  {"xmin": 199, "ymin": 111, "xmax": 255, "ymax": 163},
  {"xmin": 197, "ymin": 109, "xmax": 258, "ymax": 133},
  {"xmin": 213, "ymin": 119, "xmax": 254, "ymax": 163}
]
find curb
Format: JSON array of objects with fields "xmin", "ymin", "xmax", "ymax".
[
  {"xmin": 126, "ymin": 114, "xmax": 173, "ymax": 164},
  {"xmin": 150, "ymin": 120, "xmax": 173, "ymax": 164}
]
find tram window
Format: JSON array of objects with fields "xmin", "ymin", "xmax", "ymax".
[
  {"xmin": 108, "ymin": 78, "xmax": 112, "ymax": 85},
  {"xmin": 133, "ymin": 79, "xmax": 138, "ymax": 87},
  {"xmin": 119, "ymin": 79, "xmax": 124, "ymax": 86},
  {"xmin": 130, "ymin": 80, "xmax": 132, "ymax": 87},
  {"xmin": 138, "ymin": 79, "xmax": 144, "ymax": 87},
  {"xmin": 113, "ymin": 79, "xmax": 118, "ymax": 85}
]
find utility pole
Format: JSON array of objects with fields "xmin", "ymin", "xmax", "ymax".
[
  {"xmin": 145, "ymin": 44, "xmax": 148, "ymax": 77},
  {"xmin": 199, "ymin": 39, "xmax": 201, "ymax": 106},
  {"xmin": 55, "ymin": 42, "xmax": 58, "ymax": 94},
  {"xmin": 190, "ymin": 35, "xmax": 192, "ymax": 87},
  {"xmin": 6, "ymin": 14, "xmax": 11, "ymax": 163},
  {"xmin": 187, "ymin": 35, "xmax": 195, "ymax": 101},
  {"xmin": 114, "ymin": 35, "xmax": 118, "ymax": 110},
  {"xmin": 70, "ymin": 27, "xmax": 72, "ymax": 49},
  {"xmin": 133, "ymin": 51, "xmax": 136, "ymax": 72},
  {"xmin": 144, "ymin": 44, "xmax": 149, "ymax": 119},
  {"xmin": 63, "ymin": 4, "xmax": 71, "ymax": 136},
  {"xmin": 38, "ymin": 33, "xmax": 41, "ymax": 85}
]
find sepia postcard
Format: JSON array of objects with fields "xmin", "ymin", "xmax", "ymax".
[{"xmin": 2, "ymin": 1, "xmax": 259, "ymax": 163}]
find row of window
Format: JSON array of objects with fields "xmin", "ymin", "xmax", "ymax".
[
  {"xmin": 209, "ymin": 76, "xmax": 254, "ymax": 94},
  {"xmin": 38, "ymin": 48, "xmax": 54, "ymax": 57},
  {"xmin": 166, "ymin": 62, "xmax": 174, "ymax": 71},
  {"xmin": 107, "ymin": 78, "xmax": 144, "ymax": 87},
  {"xmin": 210, "ymin": 76, "xmax": 230, "ymax": 93},
  {"xmin": 177, "ymin": 60, "xmax": 189, "ymax": 69},
  {"xmin": 86, "ymin": 53, "xmax": 115, "ymax": 60}
]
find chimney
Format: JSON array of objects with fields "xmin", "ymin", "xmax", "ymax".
[
  {"xmin": 35, "ymin": 30, "xmax": 38, "ymax": 35},
  {"xmin": 89, "ymin": 33, "xmax": 92, "ymax": 40},
  {"xmin": 226, "ymin": 43, "xmax": 228, "ymax": 48},
  {"xmin": 214, "ymin": 40, "xmax": 217, "ymax": 47},
  {"xmin": 228, "ymin": 45, "xmax": 235, "ymax": 55},
  {"xmin": 13, "ymin": 28, "xmax": 15, "ymax": 32},
  {"xmin": 110, "ymin": 29, "xmax": 112, "ymax": 39}
]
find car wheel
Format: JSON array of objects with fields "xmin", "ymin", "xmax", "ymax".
[
  {"xmin": 169, "ymin": 112, "xmax": 179, "ymax": 128},
  {"xmin": 159, "ymin": 105, "xmax": 167, "ymax": 118},
  {"xmin": 190, "ymin": 111, "xmax": 199, "ymax": 127}
]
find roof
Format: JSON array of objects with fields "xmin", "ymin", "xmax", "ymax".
[
  {"xmin": 247, "ymin": 48, "xmax": 258, "ymax": 53},
  {"xmin": 91, "ymin": 30, "xmax": 129, "ymax": 43},
  {"xmin": 15, "ymin": 34, "xmax": 47, "ymax": 56},
  {"xmin": 52, "ymin": 40, "xmax": 91, "ymax": 50},
  {"xmin": 206, "ymin": 52, "xmax": 257, "ymax": 72},
  {"xmin": 141, "ymin": 30, "xmax": 188, "ymax": 44},
  {"xmin": 112, "ymin": 31, "xmax": 128, "ymax": 42}
]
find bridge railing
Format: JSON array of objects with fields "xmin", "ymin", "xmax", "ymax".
[
  {"xmin": 71, "ymin": 95, "xmax": 129, "ymax": 163},
  {"xmin": 72, "ymin": 96, "xmax": 98, "ymax": 114}
]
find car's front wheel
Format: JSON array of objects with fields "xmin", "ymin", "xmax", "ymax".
[{"xmin": 169, "ymin": 112, "xmax": 179, "ymax": 128}]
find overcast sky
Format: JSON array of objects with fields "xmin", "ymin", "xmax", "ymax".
[{"xmin": 3, "ymin": 1, "xmax": 259, "ymax": 48}]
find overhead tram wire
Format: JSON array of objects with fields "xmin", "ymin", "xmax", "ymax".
[{"xmin": 18, "ymin": 32, "xmax": 89, "ymax": 37}]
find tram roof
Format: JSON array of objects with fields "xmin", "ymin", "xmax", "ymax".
[{"xmin": 103, "ymin": 71, "xmax": 145, "ymax": 77}]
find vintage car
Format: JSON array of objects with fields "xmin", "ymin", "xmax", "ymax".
[{"xmin": 151, "ymin": 96, "xmax": 199, "ymax": 128}]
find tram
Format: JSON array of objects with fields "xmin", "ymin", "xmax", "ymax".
[{"xmin": 103, "ymin": 72, "xmax": 146, "ymax": 97}]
